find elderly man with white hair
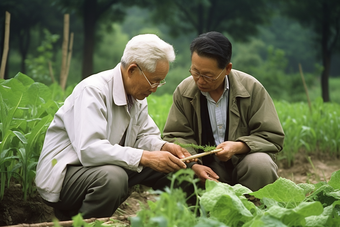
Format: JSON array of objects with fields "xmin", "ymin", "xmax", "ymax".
[{"xmin": 35, "ymin": 34, "xmax": 191, "ymax": 220}]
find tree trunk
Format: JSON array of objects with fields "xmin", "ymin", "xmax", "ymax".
[
  {"xmin": 81, "ymin": 0, "xmax": 97, "ymax": 79},
  {"xmin": 320, "ymin": 1, "xmax": 331, "ymax": 102},
  {"xmin": 18, "ymin": 28, "xmax": 30, "ymax": 75},
  {"xmin": 320, "ymin": 55, "xmax": 331, "ymax": 102}
]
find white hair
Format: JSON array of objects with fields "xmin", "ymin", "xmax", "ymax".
[{"xmin": 121, "ymin": 34, "xmax": 175, "ymax": 72}]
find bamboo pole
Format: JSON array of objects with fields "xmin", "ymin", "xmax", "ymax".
[
  {"xmin": 0, "ymin": 11, "xmax": 11, "ymax": 79},
  {"xmin": 64, "ymin": 32, "xmax": 74, "ymax": 84},
  {"xmin": 60, "ymin": 14, "xmax": 69, "ymax": 90},
  {"xmin": 298, "ymin": 63, "xmax": 312, "ymax": 113}
]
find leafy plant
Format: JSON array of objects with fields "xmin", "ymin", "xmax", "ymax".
[
  {"xmin": 129, "ymin": 169, "xmax": 340, "ymax": 227},
  {"xmin": 0, "ymin": 73, "xmax": 63, "ymax": 200}
]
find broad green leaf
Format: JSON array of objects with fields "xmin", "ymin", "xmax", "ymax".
[
  {"xmin": 298, "ymin": 183, "xmax": 315, "ymax": 195},
  {"xmin": 243, "ymin": 215, "xmax": 288, "ymax": 227},
  {"xmin": 26, "ymin": 82, "xmax": 52, "ymax": 107},
  {"xmin": 195, "ymin": 217, "xmax": 228, "ymax": 227},
  {"xmin": 1, "ymin": 78, "xmax": 27, "ymax": 106},
  {"xmin": 201, "ymin": 181, "xmax": 254, "ymax": 226},
  {"xmin": 325, "ymin": 190, "xmax": 340, "ymax": 200},
  {"xmin": 14, "ymin": 72, "xmax": 34, "ymax": 86},
  {"xmin": 250, "ymin": 177, "xmax": 305, "ymax": 205},
  {"xmin": 293, "ymin": 201, "xmax": 323, "ymax": 217},
  {"xmin": 305, "ymin": 200, "xmax": 340, "ymax": 227},
  {"xmin": 265, "ymin": 201, "xmax": 322, "ymax": 226},
  {"xmin": 328, "ymin": 170, "xmax": 340, "ymax": 189},
  {"xmin": 233, "ymin": 183, "xmax": 253, "ymax": 196},
  {"xmin": 205, "ymin": 179, "xmax": 219, "ymax": 192},
  {"xmin": 307, "ymin": 184, "xmax": 337, "ymax": 206}
]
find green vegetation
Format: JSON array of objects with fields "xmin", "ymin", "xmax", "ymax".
[
  {"xmin": 0, "ymin": 73, "xmax": 67, "ymax": 200},
  {"xmin": 53, "ymin": 169, "xmax": 340, "ymax": 226}
]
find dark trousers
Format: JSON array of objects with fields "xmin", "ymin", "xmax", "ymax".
[{"xmin": 43, "ymin": 165, "xmax": 170, "ymax": 220}]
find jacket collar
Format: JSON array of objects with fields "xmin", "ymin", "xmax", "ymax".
[
  {"xmin": 112, "ymin": 63, "xmax": 143, "ymax": 108},
  {"xmin": 112, "ymin": 63, "xmax": 127, "ymax": 106},
  {"xmin": 228, "ymin": 69, "xmax": 250, "ymax": 99}
]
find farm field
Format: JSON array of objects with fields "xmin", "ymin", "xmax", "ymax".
[{"xmin": 1, "ymin": 74, "xmax": 340, "ymax": 226}]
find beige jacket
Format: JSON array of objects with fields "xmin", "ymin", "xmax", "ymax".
[
  {"xmin": 163, "ymin": 69, "xmax": 284, "ymax": 158},
  {"xmin": 35, "ymin": 64, "xmax": 164, "ymax": 202}
]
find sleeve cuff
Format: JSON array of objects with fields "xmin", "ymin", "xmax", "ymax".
[{"xmin": 185, "ymin": 161, "xmax": 198, "ymax": 169}]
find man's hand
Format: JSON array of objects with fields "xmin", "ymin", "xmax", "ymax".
[
  {"xmin": 215, "ymin": 141, "xmax": 250, "ymax": 162},
  {"xmin": 140, "ymin": 150, "xmax": 187, "ymax": 173},
  {"xmin": 192, "ymin": 164, "xmax": 219, "ymax": 184},
  {"xmin": 161, "ymin": 143, "xmax": 197, "ymax": 163}
]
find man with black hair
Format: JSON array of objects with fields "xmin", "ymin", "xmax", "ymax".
[{"xmin": 163, "ymin": 31, "xmax": 285, "ymax": 191}]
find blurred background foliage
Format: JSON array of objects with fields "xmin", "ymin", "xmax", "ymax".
[{"xmin": 0, "ymin": 0, "xmax": 339, "ymax": 103}]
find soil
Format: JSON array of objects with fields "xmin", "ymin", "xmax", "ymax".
[{"xmin": 1, "ymin": 152, "xmax": 339, "ymax": 227}]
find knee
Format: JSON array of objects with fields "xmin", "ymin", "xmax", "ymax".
[
  {"xmin": 90, "ymin": 165, "xmax": 129, "ymax": 196},
  {"xmin": 236, "ymin": 153, "xmax": 278, "ymax": 191},
  {"xmin": 238, "ymin": 153, "xmax": 277, "ymax": 176}
]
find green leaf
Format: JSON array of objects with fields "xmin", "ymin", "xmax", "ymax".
[
  {"xmin": 26, "ymin": 82, "xmax": 52, "ymax": 106},
  {"xmin": 265, "ymin": 201, "xmax": 323, "ymax": 226},
  {"xmin": 72, "ymin": 213, "xmax": 89, "ymax": 227},
  {"xmin": 305, "ymin": 200, "xmax": 340, "ymax": 227},
  {"xmin": 250, "ymin": 177, "xmax": 305, "ymax": 206},
  {"xmin": 298, "ymin": 183, "xmax": 315, "ymax": 195},
  {"xmin": 13, "ymin": 131, "xmax": 27, "ymax": 144},
  {"xmin": 243, "ymin": 215, "xmax": 288, "ymax": 227},
  {"xmin": 200, "ymin": 181, "xmax": 254, "ymax": 226},
  {"xmin": 328, "ymin": 170, "xmax": 340, "ymax": 190},
  {"xmin": 195, "ymin": 217, "xmax": 229, "ymax": 227},
  {"xmin": 14, "ymin": 72, "xmax": 34, "ymax": 86}
]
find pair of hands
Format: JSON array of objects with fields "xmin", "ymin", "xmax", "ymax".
[
  {"xmin": 192, "ymin": 141, "xmax": 250, "ymax": 183},
  {"xmin": 140, "ymin": 142, "xmax": 195, "ymax": 173},
  {"xmin": 140, "ymin": 140, "xmax": 249, "ymax": 184}
]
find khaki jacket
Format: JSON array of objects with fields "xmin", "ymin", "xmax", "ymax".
[
  {"xmin": 36, "ymin": 64, "xmax": 165, "ymax": 203},
  {"xmin": 163, "ymin": 69, "xmax": 284, "ymax": 159}
]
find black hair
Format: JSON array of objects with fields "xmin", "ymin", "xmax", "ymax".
[{"xmin": 190, "ymin": 31, "xmax": 232, "ymax": 69}]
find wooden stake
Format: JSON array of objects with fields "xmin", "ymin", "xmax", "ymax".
[
  {"xmin": 298, "ymin": 63, "xmax": 312, "ymax": 113},
  {"xmin": 0, "ymin": 11, "xmax": 10, "ymax": 79},
  {"xmin": 65, "ymin": 32, "xmax": 74, "ymax": 83},
  {"xmin": 60, "ymin": 14, "xmax": 69, "ymax": 90},
  {"xmin": 1, "ymin": 216, "xmax": 132, "ymax": 227}
]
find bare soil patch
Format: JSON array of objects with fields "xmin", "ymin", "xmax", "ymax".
[{"xmin": 1, "ymin": 152, "xmax": 339, "ymax": 226}]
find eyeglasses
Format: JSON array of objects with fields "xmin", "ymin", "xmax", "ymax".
[
  {"xmin": 189, "ymin": 68, "xmax": 225, "ymax": 83},
  {"xmin": 136, "ymin": 64, "xmax": 166, "ymax": 88}
]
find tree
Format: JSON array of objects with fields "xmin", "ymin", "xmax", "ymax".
[
  {"xmin": 279, "ymin": 0, "xmax": 340, "ymax": 102},
  {"xmin": 142, "ymin": 0, "xmax": 273, "ymax": 41},
  {"xmin": 54, "ymin": 0, "xmax": 127, "ymax": 79},
  {"xmin": 0, "ymin": 0, "xmax": 53, "ymax": 76}
]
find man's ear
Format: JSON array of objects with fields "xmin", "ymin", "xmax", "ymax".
[
  {"xmin": 226, "ymin": 62, "xmax": 232, "ymax": 74},
  {"xmin": 127, "ymin": 63, "xmax": 138, "ymax": 78}
]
